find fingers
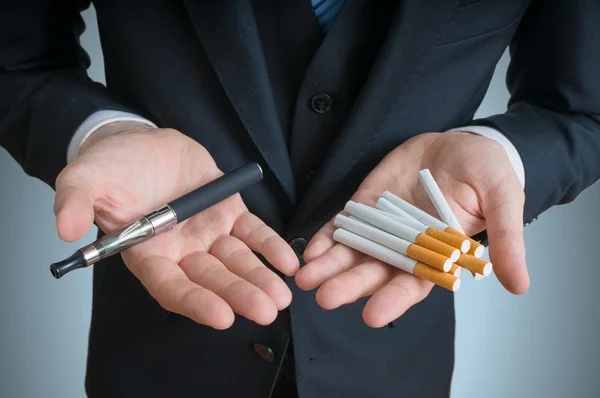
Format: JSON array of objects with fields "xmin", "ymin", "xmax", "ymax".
[
  {"xmin": 127, "ymin": 235, "xmax": 289, "ymax": 329},
  {"xmin": 303, "ymin": 189, "xmax": 380, "ymax": 264},
  {"xmin": 314, "ymin": 259, "xmax": 432, "ymax": 327},
  {"xmin": 482, "ymin": 176, "xmax": 529, "ymax": 295},
  {"xmin": 315, "ymin": 259, "xmax": 396, "ymax": 310},
  {"xmin": 362, "ymin": 273, "xmax": 433, "ymax": 328},
  {"xmin": 295, "ymin": 243, "xmax": 365, "ymax": 291},
  {"xmin": 180, "ymin": 251, "xmax": 279, "ymax": 325},
  {"xmin": 232, "ymin": 211, "xmax": 299, "ymax": 276},
  {"xmin": 54, "ymin": 170, "xmax": 96, "ymax": 242},
  {"xmin": 303, "ymin": 220, "xmax": 337, "ymax": 263},
  {"xmin": 132, "ymin": 255, "xmax": 235, "ymax": 330},
  {"xmin": 210, "ymin": 235, "xmax": 292, "ymax": 311}
]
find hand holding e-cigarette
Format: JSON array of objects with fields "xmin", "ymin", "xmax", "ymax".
[
  {"xmin": 295, "ymin": 131, "xmax": 528, "ymax": 328},
  {"xmin": 52, "ymin": 124, "xmax": 299, "ymax": 329}
]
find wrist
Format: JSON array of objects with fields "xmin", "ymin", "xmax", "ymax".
[
  {"xmin": 79, "ymin": 121, "xmax": 156, "ymax": 154},
  {"xmin": 446, "ymin": 126, "xmax": 525, "ymax": 190}
]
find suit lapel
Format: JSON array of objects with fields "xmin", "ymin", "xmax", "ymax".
[
  {"xmin": 181, "ymin": 0, "xmax": 297, "ymax": 201},
  {"xmin": 289, "ymin": 0, "xmax": 457, "ymax": 229}
]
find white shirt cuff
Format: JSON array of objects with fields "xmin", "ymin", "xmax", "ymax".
[
  {"xmin": 67, "ymin": 110, "xmax": 158, "ymax": 163},
  {"xmin": 447, "ymin": 125, "xmax": 526, "ymax": 190}
]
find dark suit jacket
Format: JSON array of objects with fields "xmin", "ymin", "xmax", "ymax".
[{"xmin": 2, "ymin": 1, "xmax": 599, "ymax": 397}]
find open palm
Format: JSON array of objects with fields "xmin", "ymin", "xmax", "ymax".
[
  {"xmin": 55, "ymin": 127, "xmax": 299, "ymax": 329},
  {"xmin": 295, "ymin": 132, "xmax": 529, "ymax": 327}
]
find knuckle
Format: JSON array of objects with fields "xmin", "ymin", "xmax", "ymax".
[
  {"xmin": 224, "ymin": 279, "xmax": 247, "ymax": 298},
  {"xmin": 174, "ymin": 287, "xmax": 196, "ymax": 312},
  {"xmin": 348, "ymin": 269, "xmax": 369, "ymax": 291},
  {"xmin": 247, "ymin": 289, "xmax": 267, "ymax": 306},
  {"xmin": 246, "ymin": 265, "xmax": 267, "ymax": 282},
  {"xmin": 227, "ymin": 247, "xmax": 249, "ymax": 263},
  {"xmin": 489, "ymin": 226, "xmax": 520, "ymax": 241},
  {"xmin": 389, "ymin": 281, "xmax": 416, "ymax": 304},
  {"xmin": 159, "ymin": 127, "xmax": 181, "ymax": 137},
  {"xmin": 56, "ymin": 162, "xmax": 86, "ymax": 186},
  {"xmin": 245, "ymin": 219, "xmax": 266, "ymax": 241},
  {"xmin": 152, "ymin": 279, "xmax": 179, "ymax": 312},
  {"xmin": 197, "ymin": 261, "xmax": 224, "ymax": 281}
]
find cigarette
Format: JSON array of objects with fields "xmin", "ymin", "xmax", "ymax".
[
  {"xmin": 418, "ymin": 169, "xmax": 463, "ymax": 232},
  {"xmin": 334, "ymin": 214, "xmax": 453, "ymax": 272},
  {"xmin": 456, "ymin": 253, "xmax": 493, "ymax": 276},
  {"xmin": 333, "ymin": 228, "xmax": 461, "ymax": 292},
  {"xmin": 381, "ymin": 191, "xmax": 449, "ymax": 230},
  {"xmin": 345, "ymin": 201, "xmax": 462, "ymax": 261},
  {"xmin": 449, "ymin": 263, "xmax": 463, "ymax": 277},
  {"xmin": 417, "ymin": 169, "xmax": 486, "ymax": 258},
  {"xmin": 373, "ymin": 204, "xmax": 426, "ymax": 231},
  {"xmin": 369, "ymin": 208, "xmax": 460, "ymax": 263},
  {"xmin": 380, "ymin": 192, "xmax": 470, "ymax": 253},
  {"xmin": 346, "ymin": 201, "xmax": 468, "ymax": 253},
  {"xmin": 376, "ymin": 198, "xmax": 422, "ymax": 224},
  {"xmin": 445, "ymin": 227, "xmax": 485, "ymax": 258}
]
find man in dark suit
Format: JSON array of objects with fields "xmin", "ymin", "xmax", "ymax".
[{"xmin": 1, "ymin": 0, "xmax": 599, "ymax": 397}]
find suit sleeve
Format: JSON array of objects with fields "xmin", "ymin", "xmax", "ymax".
[
  {"xmin": 0, "ymin": 1, "xmax": 140, "ymax": 189},
  {"xmin": 471, "ymin": 0, "xmax": 600, "ymax": 224}
]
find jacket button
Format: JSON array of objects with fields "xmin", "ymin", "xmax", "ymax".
[
  {"xmin": 254, "ymin": 343, "xmax": 274, "ymax": 362},
  {"xmin": 311, "ymin": 93, "xmax": 333, "ymax": 114},
  {"xmin": 289, "ymin": 237, "xmax": 308, "ymax": 258},
  {"xmin": 305, "ymin": 169, "xmax": 316, "ymax": 182}
]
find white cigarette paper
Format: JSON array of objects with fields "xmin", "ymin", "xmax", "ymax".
[
  {"xmin": 373, "ymin": 206, "xmax": 427, "ymax": 232},
  {"xmin": 418, "ymin": 169, "xmax": 464, "ymax": 233},
  {"xmin": 345, "ymin": 201, "xmax": 421, "ymax": 242},
  {"xmin": 381, "ymin": 191, "xmax": 450, "ymax": 231},
  {"xmin": 417, "ymin": 170, "xmax": 486, "ymax": 258},
  {"xmin": 376, "ymin": 198, "xmax": 422, "ymax": 225},
  {"xmin": 356, "ymin": 210, "xmax": 460, "ymax": 263},
  {"xmin": 347, "ymin": 200, "xmax": 469, "ymax": 253},
  {"xmin": 335, "ymin": 214, "xmax": 412, "ymax": 254},
  {"xmin": 333, "ymin": 228, "xmax": 417, "ymax": 273},
  {"xmin": 334, "ymin": 214, "xmax": 453, "ymax": 272},
  {"xmin": 333, "ymin": 229, "xmax": 461, "ymax": 291}
]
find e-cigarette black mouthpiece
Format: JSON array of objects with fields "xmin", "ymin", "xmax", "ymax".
[{"xmin": 49, "ymin": 251, "xmax": 87, "ymax": 279}]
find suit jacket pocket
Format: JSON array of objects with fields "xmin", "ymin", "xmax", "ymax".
[{"xmin": 434, "ymin": 0, "xmax": 530, "ymax": 47}]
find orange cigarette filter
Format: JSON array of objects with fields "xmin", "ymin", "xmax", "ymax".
[
  {"xmin": 406, "ymin": 244, "xmax": 452, "ymax": 272},
  {"xmin": 449, "ymin": 263, "xmax": 462, "ymax": 277},
  {"xmin": 424, "ymin": 227, "xmax": 470, "ymax": 253},
  {"xmin": 414, "ymin": 234, "xmax": 461, "ymax": 260},
  {"xmin": 445, "ymin": 227, "xmax": 485, "ymax": 258},
  {"xmin": 413, "ymin": 262, "xmax": 461, "ymax": 292},
  {"xmin": 456, "ymin": 253, "xmax": 492, "ymax": 276}
]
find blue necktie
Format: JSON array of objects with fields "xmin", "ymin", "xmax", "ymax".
[{"xmin": 311, "ymin": 0, "xmax": 345, "ymax": 32}]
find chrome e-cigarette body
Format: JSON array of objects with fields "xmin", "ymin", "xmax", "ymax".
[{"xmin": 79, "ymin": 207, "xmax": 177, "ymax": 266}]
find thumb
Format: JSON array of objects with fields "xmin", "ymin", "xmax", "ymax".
[
  {"xmin": 54, "ymin": 170, "xmax": 96, "ymax": 242},
  {"xmin": 481, "ymin": 176, "xmax": 529, "ymax": 295}
]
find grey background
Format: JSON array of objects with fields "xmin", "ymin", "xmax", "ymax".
[{"xmin": 1, "ymin": 6, "xmax": 599, "ymax": 398}]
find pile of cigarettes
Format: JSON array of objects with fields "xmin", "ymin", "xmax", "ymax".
[{"xmin": 333, "ymin": 169, "xmax": 491, "ymax": 292}]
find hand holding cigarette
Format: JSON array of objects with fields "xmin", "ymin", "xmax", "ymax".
[{"xmin": 295, "ymin": 132, "xmax": 528, "ymax": 328}]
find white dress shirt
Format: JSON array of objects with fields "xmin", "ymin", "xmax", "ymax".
[{"xmin": 68, "ymin": 111, "xmax": 525, "ymax": 190}]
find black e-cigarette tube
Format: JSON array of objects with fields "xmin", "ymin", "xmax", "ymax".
[{"xmin": 168, "ymin": 162, "xmax": 263, "ymax": 223}]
